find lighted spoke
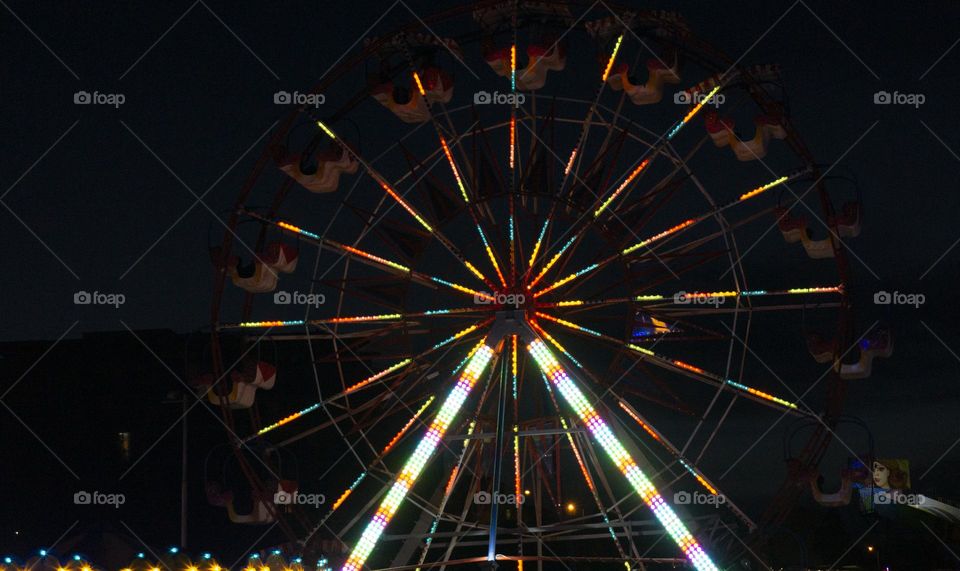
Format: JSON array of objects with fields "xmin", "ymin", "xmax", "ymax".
[
  {"xmin": 315, "ymin": 120, "xmax": 497, "ymax": 290},
  {"xmin": 533, "ymin": 312, "xmax": 806, "ymax": 415},
  {"xmin": 525, "ymin": 337, "xmax": 720, "ymax": 571},
  {"xmin": 530, "ymin": 170, "xmax": 810, "ymax": 298},
  {"xmin": 249, "ymin": 322, "xmax": 490, "ymax": 441},
  {"xmin": 341, "ymin": 341, "xmax": 500, "ymax": 571}
]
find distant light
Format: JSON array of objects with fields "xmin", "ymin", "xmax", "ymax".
[
  {"xmin": 169, "ymin": 547, "xmax": 179, "ymax": 554},
  {"xmin": 201, "ymin": 553, "xmax": 212, "ymax": 560},
  {"xmin": 186, "ymin": 566, "xmax": 199, "ymax": 571},
  {"xmin": 81, "ymin": 565, "xmax": 92, "ymax": 571},
  {"xmin": 867, "ymin": 546, "xmax": 875, "ymax": 552},
  {"xmin": 565, "ymin": 502, "xmax": 576, "ymax": 513},
  {"xmin": 523, "ymin": 489, "xmax": 531, "ymax": 496},
  {"xmin": 57, "ymin": 567, "xmax": 69, "ymax": 571},
  {"xmin": 293, "ymin": 558, "xmax": 302, "ymax": 564},
  {"xmin": 272, "ymin": 550, "xmax": 281, "ymax": 556},
  {"xmin": 137, "ymin": 553, "xmax": 145, "ymax": 559},
  {"xmin": 210, "ymin": 566, "xmax": 221, "ymax": 571},
  {"xmin": 73, "ymin": 556, "xmax": 82, "ymax": 562},
  {"xmin": 150, "ymin": 567, "xmax": 161, "ymax": 571},
  {"xmin": 39, "ymin": 551, "xmax": 47, "ymax": 557},
  {"xmin": 4, "ymin": 558, "xmax": 12, "ymax": 565},
  {"xmin": 249, "ymin": 554, "xmax": 260, "ymax": 559}
]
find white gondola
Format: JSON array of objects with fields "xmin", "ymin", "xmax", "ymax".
[
  {"xmin": 706, "ymin": 112, "xmax": 787, "ymax": 161},
  {"xmin": 263, "ymin": 242, "xmax": 299, "ymax": 274},
  {"xmin": 606, "ymin": 59, "xmax": 680, "ymax": 105},
  {"xmin": 228, "ymin": 258, "xmax": 279, "ymax": 293},
  {"xmin": 484, "ymin": 44, "xmax": 566, "ymax": 91},
  {"xmin": 775, "ymin": 207, "xmax": 836, "ymax": 259},
  {"xmin": 278, "ymin": 144, "xmax": 358, "ymax": 194},
  {"xmin": 371, "ymin": 67, "xmax": 453, "ymax": 123}
]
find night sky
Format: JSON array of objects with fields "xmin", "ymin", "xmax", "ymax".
[{"xmin": 2, "ymin": 1, "xmax": 960, "ymax": 569}]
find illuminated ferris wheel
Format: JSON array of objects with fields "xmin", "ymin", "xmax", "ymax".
[{"xmin": 202, "ymin": 2, "xmax": 885, "ymax": 569}]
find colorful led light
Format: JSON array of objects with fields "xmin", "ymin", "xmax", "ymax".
[
  {"xmin": 594, "ymin": 158, "xmax": 650, "ymax": 218},
  {"xmin": 529, "ymin": 235, "xmax": 577, "ymax": 288},
  {"xmin": 534, "ymin": 312, "xmax": 601, "ymax": 338},
  {"xmin": 341, "ymin": 344, "xmax": 496, "ymax": 571},
  {"xmin": 338, "ymin": 243, "xmax": 411, "ymax": 273},
  {"xmin": 317, "ymin": 121, "xmax": 337, "ymax": 140},
  {"xmin": 344, "ymin": 359, "xmax": 414, "ymax": 394},
  {"xmin": 533, "ymin": 263, "xmax": 599, "ymax": 297},
  {"xmin": 430, "ymin": 323, "xmax": 483, "ymax": 351},
  {"xmin": 476, "ymin": 224, "xmax": 507, "ymax": 288},
  {"xmin": 679, "ymin": 459, "xmax": 718, "ymax": 495},
  {"xmin": 439, "ymin": 135, "xmax": 469, "ymax": 203},
  {"xmin": 564, "ymin": 148, "xmax": 578, "ymax": 176},
  {"xmin": 412, "ymin": 72, "xmax": 426, "ymax": 96},
  {"xmin": 666, "ymin": 84, "xmax": 723, "ymax": 141},
  {"xmin": 526, "ymin": 339, "xmax": 719, "ymax": 571},
  {"xmin": 256, "ymin": 403, "xmax": 323, "ymax": 437},
  {"xmin": 509, "ymin": 116, "xmax": 516, "ymax": 170},
  {"xmin": 510, "ymin": 45, "xmax": 517, "ymax": 91},
  {"xmin": 382, "ymin": 396, "xmax": 436, "ymax": 455},
  {"xmin": 602, "ymin": 35, "xmax": 626, "ymax": 82},
  {"xmin": 430, "ymin": 276, "xmax": 492, "ymax": 300},
  {"xmin": 376, "ymin": 179, "xmax": 434, "ymax": 232},
  {"xmin": 528, "ymin": 219, "xmax": 549, "ymax": 270},
  {"xmin": 235, "ymin": 320, "xmax": 305, "ymax": 328},
  {"xmin": 738, "ymin": 175, "xmax": 789, "ymax": 202},
  {"xmin": 622, "ymin": 219, "xmax": 696, "ymax": 255},
  {"xmin": 328, "ymin": 313, "xmax": 403, "ymax": 324},
  {"xmin": 278, "ymin": 220, "xmax": 320, "ymax": 240},
  {"xmin": 726, "ymin": 380, "xmax": 798, "ymax": 409}
]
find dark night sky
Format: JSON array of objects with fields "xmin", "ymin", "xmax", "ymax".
[{"xmin": 3, "ymin": 0, "xmax": 960, "ymax": 567}]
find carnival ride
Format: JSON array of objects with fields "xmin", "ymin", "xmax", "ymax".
[{"xmin": 202, "ymin": 2, "xmax": 888, "ymax": 569}]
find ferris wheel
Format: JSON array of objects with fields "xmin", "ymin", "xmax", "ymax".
[{"xmin": 202, "ymin": 2, "xmax": 886, "ymax": 569}]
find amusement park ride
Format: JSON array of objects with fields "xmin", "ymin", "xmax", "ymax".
[{"xmin": 197, "ymin": 1, "xmax": 896, "ymax": 569}]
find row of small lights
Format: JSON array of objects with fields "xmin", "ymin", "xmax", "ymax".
[{"xmin": 1, "ymin": 550, "xmax": 330, "ymax": 571}]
